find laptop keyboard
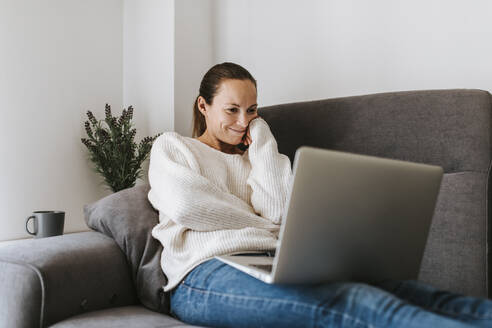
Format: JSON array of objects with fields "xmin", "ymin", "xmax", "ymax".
[{"xmin": 251, "ymin": 264, "xmax": 273, "ymax": 272}]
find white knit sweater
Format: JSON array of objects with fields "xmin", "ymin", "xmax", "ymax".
[{"xmin": 148, "ymin": 117, "xmax": 292, "ymax": 292}]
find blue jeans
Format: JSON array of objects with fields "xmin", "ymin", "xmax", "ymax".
[{"xmin": 170, "ymin": 258, "xmax": 492, "ymax": 328}]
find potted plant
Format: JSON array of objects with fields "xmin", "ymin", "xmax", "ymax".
[{"xmin": 81, "ymin": 104, "xmax": 161, "ymax": 192}]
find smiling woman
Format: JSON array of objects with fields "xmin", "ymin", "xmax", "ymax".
[{"xmin": 192, "ymin": 63, "xmax": 259, "ymax": 155}]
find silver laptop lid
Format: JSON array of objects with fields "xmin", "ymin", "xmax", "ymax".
[{"xmin": 271, "ymin": 146, "xmax": 443, "ymax": 284}]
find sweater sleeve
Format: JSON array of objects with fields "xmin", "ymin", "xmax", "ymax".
[
  {"xmin": 246, "ymin": 117, "xmax": 293, "ymax": 225},
  {"xmin": 147, "ymin": 133, "xmax": 280, "ymax": 232}
]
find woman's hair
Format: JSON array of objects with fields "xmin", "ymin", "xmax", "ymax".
[{"xmin": 192, "ymin": 62, "xmax": 257, "ymax": 138}]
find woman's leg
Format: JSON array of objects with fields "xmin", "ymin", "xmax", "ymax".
[
  {"xmin": 170, "ymin": 259, "xmax": 475, "ymax": 328},
  {"xmin": 373, "ymin": 279, "xmax": 492, "ymax": 327}
]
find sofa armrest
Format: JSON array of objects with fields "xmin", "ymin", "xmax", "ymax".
[{"xmin": 0, "ymin": 231, "xmax": 137, "ymax": 328}]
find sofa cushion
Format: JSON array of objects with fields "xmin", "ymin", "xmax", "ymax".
[
  {"xmin": 49, "ymin": 305, "xmax": 204, "ymax": 328},
  {"xmin": 84, "ymin": 184, "xmax": 170, "ymax": 314}
]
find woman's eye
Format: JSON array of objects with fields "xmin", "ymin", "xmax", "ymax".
[{"xmin": 226, "ymin": 108, "xmax": 256, "ymax": 114}]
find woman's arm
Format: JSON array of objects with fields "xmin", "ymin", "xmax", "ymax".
[
  {"xmin": 246, "ymin": 117, "xmax": 293, "ymax": 224},
  {"xmin": 147, "ymin": 133, "xmax": 279, "ymax": 232}
]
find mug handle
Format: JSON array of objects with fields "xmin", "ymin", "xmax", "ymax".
[{"xmin": 25, "ymin": 215, "xmax": 37, "ymax": 236}]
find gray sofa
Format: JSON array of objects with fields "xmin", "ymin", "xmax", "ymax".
[{"xmin": 0, "ymin": 89, "xmax": 490, "ymax": 327}]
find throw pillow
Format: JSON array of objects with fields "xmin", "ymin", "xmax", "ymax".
[{"xmin": 83, "ymin": 184, "xmax": 170, "ymax": 314}]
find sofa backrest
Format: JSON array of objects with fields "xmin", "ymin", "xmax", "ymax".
[
  {"xmin": 259, "ymin": 89, "xmax": 492, "ymax": 298},
  {"xmin": 260, "ymin": 89, "xmax": 491, "ymax": 173}
]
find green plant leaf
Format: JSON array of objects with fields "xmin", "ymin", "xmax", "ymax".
[{"xmin": 81, "ymin": 104, "xmax": 161, "ymax": 193}]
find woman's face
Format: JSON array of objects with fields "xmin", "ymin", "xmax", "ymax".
[{"xmin": 198, "ymin": 79, "xmax": 258, "ymax": 148}]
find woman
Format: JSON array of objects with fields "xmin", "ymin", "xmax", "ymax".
[{"xmin": 148, "ymin": 62, "xmax": 492, "ymax": 328}]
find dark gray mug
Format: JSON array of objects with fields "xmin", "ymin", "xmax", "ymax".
[{"xmin": 25, "ymin": 211, "xmax": 65, "ymax": 238}]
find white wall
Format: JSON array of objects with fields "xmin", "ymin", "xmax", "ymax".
[
  {"xmin": 174, "ymin": 0, "xmax": 214, "ymax": 137},
  {"xmin": 0, "ymin": 0, "xmax": 123, "ymax": 241},
  {"xmin": 123, "ymin": 0, "xmax": 174, "ymax": 139},
  {"xmin": 211, "ymin": 0, "xmax": 492, "ymax": 106}
]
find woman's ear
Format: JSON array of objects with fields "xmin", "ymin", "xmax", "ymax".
[{"xmin": 197, "ymin": 96, "xmax": 207, "ymax": 117}]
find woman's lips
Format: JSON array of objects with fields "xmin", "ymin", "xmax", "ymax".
[{"xmin": 229, "ymin": 128, "xmax": 246, "ymax": 134}]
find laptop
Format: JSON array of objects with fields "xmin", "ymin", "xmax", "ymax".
[{"xmin": 215, "ymin": 146, "xmax": 443, "ymax": 284}]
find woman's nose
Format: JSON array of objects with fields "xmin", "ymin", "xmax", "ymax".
[{"xmin": 237, "ymin": 114, "xmax": 249, "ymax": 127}]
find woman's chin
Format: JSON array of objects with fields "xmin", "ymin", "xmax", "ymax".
[
  {"xmin": 227, "ymin": 135, "xmax": 244, "ymax": 144},
  {"xmin": 220, "ymin": 136, "xmax": 242, "ymax": 146}
]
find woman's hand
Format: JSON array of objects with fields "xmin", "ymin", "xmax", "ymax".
[
  {"xmin": 242, "ymin": 127, "xmax": 252, "ymax": 146},
  {"xmin": 241, "ymin": 116, "xmax": 261, "ymax": 146}
]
